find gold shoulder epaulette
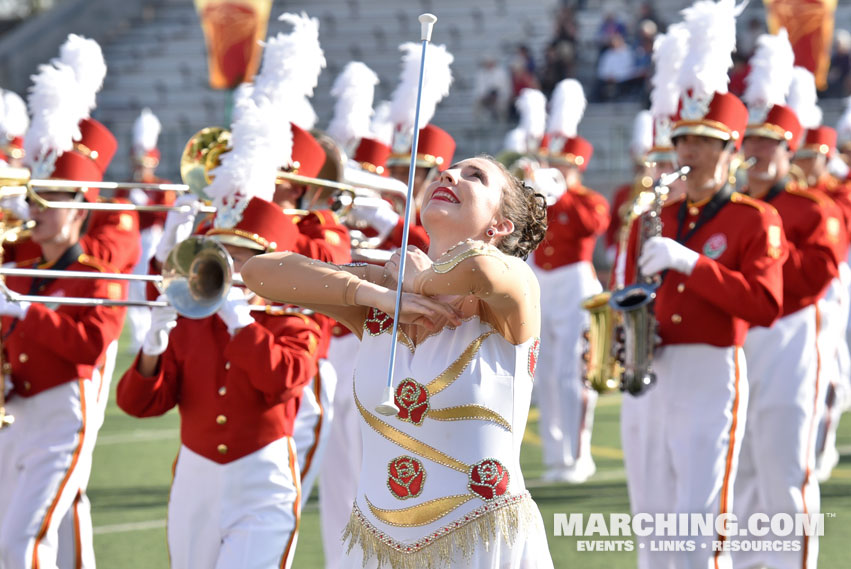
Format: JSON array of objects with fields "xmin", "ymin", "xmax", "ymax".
[
  {"xmin": 76, "ymin": 254, "xmax": 118, "ymax": 274},
  {"xmin": 786, "ymin": 187, "xmax": 828, "ymax": 206},
  {"xmin": 15, "ymin": 257, "xmax": 42, "ymax": 268},
  {"xmin": 730, "ymin": 192, "xmax": 765, "ymax": 212}
]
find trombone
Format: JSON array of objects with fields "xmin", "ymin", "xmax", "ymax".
[{"xmin": 0, "ymin": 236, "xmax": 279, "ymax": 319}]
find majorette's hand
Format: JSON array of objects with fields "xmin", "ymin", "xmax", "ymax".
[
  {"xmin": 373, "ymin": 289, "xmax": 462, "ymax": 332},
  {"xmin": 638, "ymin": 236, "xmax": 700, "ymax": 276},
  {"xmin": 142, "ymin": 295, "xmax": 178, "ymax": 356},
  {"xmin": 154, "ymin": 194, "xmax": 202, "ymax": 263},
  {"xmin": 385, "ymin": 246, "xmax": 432, "ymax": 294},
  {"xmin": 217, "ymin": 286, "xmax": 255, "ymax": 336}
]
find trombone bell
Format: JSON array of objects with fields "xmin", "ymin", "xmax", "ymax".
[{"xmin": 161, "ymin": 236, "xmax": 233, "ymax": 319}]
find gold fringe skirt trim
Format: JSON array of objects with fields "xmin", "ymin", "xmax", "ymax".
[{"xmin": 342, "ymin": 491, "xmax": 539, "ymax": 569}]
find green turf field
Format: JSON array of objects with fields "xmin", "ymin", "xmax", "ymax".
[{"xmin": 89, "ymin": 337, "xmax": 851, "ymax": 568}]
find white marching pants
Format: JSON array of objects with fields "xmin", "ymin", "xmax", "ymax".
[
  {"xmin": 126, "ymin": 225, "xmax": 163, "ymax": 353},
  {"xmin": 319, "ymin": 333, "xmax": 362, "ymax": 569},
  {"xmin": 622, "ymin": 344, "xmax": 748, "ymax": 569},
  {"xmin": 532, "ymin": 261, "xmax": 601, "ymax": 474},
  {"xmin": 816, "ymin": 265, "xmax": 851, "ymax": 481},
  {"xmin": 734, "ymin": 305, "xmax": 822, "ymax": 569},
  {"xmin": 293, "ymin": 359, "xmax": 337, "ymax": 506},
  {"xmin": 55, "ymin": 341, "xmax": 118, "ymax": 569},
  {"xmin": 167, "ymin": 438, "xmax": 301, "ymax": 569},
  {"xmin": 0, "ymin": 373, "xmax": 104, "ymax": 569}
]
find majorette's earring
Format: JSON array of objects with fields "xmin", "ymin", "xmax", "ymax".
[{"xmin": 486, "ymin": 227, "xmax": 496, "ymax": 237}]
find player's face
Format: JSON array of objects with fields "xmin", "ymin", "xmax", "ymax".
[
  {"xmin": 420, "ymin": 158, "xmax": 508, "ymax": 242},
  {"xmin": 673, "ymin": 135, "xmax": 730, "ymax": 190},
  {"xmin": 29, "ymin": 192, "xmax": 83, "ymax": 245},
  {"xmin": 742, "ymin": 136, "xmax": 789, "ymax": 182}
]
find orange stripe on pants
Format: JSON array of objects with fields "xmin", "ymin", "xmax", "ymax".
[{"xmin": 714, "ymin": 349, "xmax": 741, "ymax": 569}]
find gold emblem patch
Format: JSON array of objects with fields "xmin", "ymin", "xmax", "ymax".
[{"xmin": 767, "ymin": 225, "xmax": 783, "ymax": 259}]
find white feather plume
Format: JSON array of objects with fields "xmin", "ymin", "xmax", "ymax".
[
  {"xmin": 515, "ymin": 88, "xmax": 548, "ymax": 141},
  {"xmin": 743, "ymin": 29, "xmax": 795, "ymax": 113},
  {"xmin": 503, "ymin": 128, "xmax": 527, "ymax": 153},
  {"xmin": 787, "ymin": 66, "xmax": 822, "ymax": 129},
  {"xmin": 290, "ymin": 96, "xmax": 317, "ymax": 131},
  {"xmin": 133, "ymin": 108, "xmax": 161, "ymax": 152},
  {"xmin": 678, "ymin": 0, "xmax": 745, "ymax": 99},
  {"xmin": 23, "ymin": 34, "xmax": 106, "ymax": 177},
  {"xmin": 252, "ymin": 12, "xmax": 326, "ymax": 107},
  {"xmin": 206, "ymin": 95, "xmax": 291, "ymax": 222},
  {"xmin": 388, "ymin": 42, "xmax": 454, "ymax": 136},
  {"xmin": 369, "ymin": 101, "xmax": 394, "ymax": 146},
  {"xmin": 631, "ymin": 110, "xmax": 654, "ymax": 158},
  {"xmin": 837, "ymin": 96, "xmax": 851, "ymax": 147},
  {"xmin": 650, "ymin": 22, "xmax": 689, "ymax": 119},
  {"xmin": 327, "ymin": 62, "xmax": 379, "ymax": 152},
  {"xmin": 0, "ymin": 90, "xmax": 29, "ymax": 139},
  {"xmin": 547, "ymin": 79, "xmax": 586, "ymax": 137}
]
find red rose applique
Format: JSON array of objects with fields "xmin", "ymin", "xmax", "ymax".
[
  {"xmin": 388, "ymin": 455, "xmax": 426, "ymax": 499},
  {"xmin": 528, "ymin": 338, "xmax": 541, "ymax": 379},
  {"xmin": 364, "ymin": 307, "xmax": 394, "ymax": 336},
  {"xmin": 395, "ymin": 378, "xmax": 430, "ymax": 425},
  {"xmin": 468, "ymin": 458, "xmax": 510, "ymax": 501}
]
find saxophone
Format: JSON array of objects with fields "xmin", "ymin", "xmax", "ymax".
[{"xmin": 609, "ymin": 166, "xmax": 689, "ymax": 395}]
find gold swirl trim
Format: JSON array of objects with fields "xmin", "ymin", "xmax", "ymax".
[
  {"xmin": 425, "ymin": 330, "xmax": 494, "ymax": 396},
  {"xmin": 365, "ymin": 494, "xmax": 473, "ymax": 527},
  {"xmin": 355, "ymin": 390, "xmax": 469, "ymax": 473},
  {"xmin": 431, "ymin": 243, "xmax": 506, "ymax": 274},
  {"xmin": 428, "ymin": 405, "xmax": 512, "ymax": 431}
]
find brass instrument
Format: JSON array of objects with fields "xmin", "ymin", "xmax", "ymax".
[
  {"xmin": 609, "ymin": 166, "xmax": 689, "ymax": 395},
  {"xmin": 0, "ymin": 236, "xmax": 252, "ymax": 319},
  {"xmin": 581, "ymin": 292, "xmax": 621, "ymax": 392}
]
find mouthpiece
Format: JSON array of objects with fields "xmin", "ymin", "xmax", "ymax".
[
  {"xmin": 740, "ymin": 157, "xmax": 757, "ymax": 170},
  {"xmin": 419, "ymin": 13, "xmax": 437, "ymax": 41}
]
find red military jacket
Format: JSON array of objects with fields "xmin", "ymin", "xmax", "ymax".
[
  {"xmin": 383, "ymin": 212, "xmax": 429, "ymax": 252},
  {"xmin": 533, "ymin": 185, "xmax": 610, "ymax": 270},
  {"xmin": 288, "ymin": 209, "xmax": 351, "ymax": 358},
  {"xmin": 2, "ymin": 253, "xmax": 126, "ymax": 397},
  {"xmin": 748, "ymin": 180, "xmax": 842, "ymax": 316},
  {"xmin": 605, "ymin": 183, "xmax": 632, "ymax": 252},
  {"xmin": 116, "ymin": 310, "xmax": 321, "ymax": 464},
  {"xmin": 624, "ymin": 191, "xmax": 787, "ymax": 347},
  {"xmin": 812, "ymin": 174, "xmax": 851, "ymax": 259}
]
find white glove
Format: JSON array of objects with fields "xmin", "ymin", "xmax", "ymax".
[
  {"xmin": 128, "ymin": 188, "xmax": 150, "ymax": 206},
  {"xmin": 0, "ymin": 294, "xmax": 29, "ymax": 319},
  {"xmin": 142, "ymin": 296, "xmax": 178, "ymax": 356},
  {"xmin": 638, "ymin": 236, "xmax": 700, "ymax": 276},
  {"xmin": 529, "ymin": 167, "xmax": 565, "ymax": 206},
  {"xmin": 217, "ymin": 287, "xmax": 255, "ymax": 336},
  {"xmin": 348, "ymin": 198, "xmax": 400, "ymax": 237},
  {"xmin": 154, "ymin": 194, "xmax": 202, "ymax": 263},
  {"xmin": 0, "ymin": 195, "xmax": 30, "ymax": 221}
]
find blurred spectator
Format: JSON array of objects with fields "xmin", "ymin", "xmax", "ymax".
[
  {"xmin": 595, "ymin": 32, "xmax": 637, "ymax": 101},
  {"xmin": 826, "ymin": 29, "xmax": 851, "ymax": 98},
  {"xmin": 631, "ymin": 19, "xmax": 658, "ymax": 101},
  {"xmin": 738, "ymin": 17, "xmax": 763, "ymax": 60},
  {"xmin": 633, "ymin": 1, "xmax": 664, "ymax": 34},
  {"xmin": 540, "ymin": 5, "xmax": 578, "ymax": 97},
  {"xmin": 473, "ymin": 57, "xmax": 512, "ymax": 121},
  {"xmin": 509, "ymin": 44, "xmax": 540, "ymax": 121},
  {"xmin": 596, "ymin": 10, "xmax": 628, "ymax": 55},
  {"xmin": 728, "ymin": 53, "xmax": 750, "ymax": 97}
]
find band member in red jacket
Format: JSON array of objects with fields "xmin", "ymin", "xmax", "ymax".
[
  {"xmin": 0, "ymin": 89, "xmax": 126, "ymax": 568},
  {"xmin": 533, "ymin": 79, "xmax": 609, "ymax": 484}
]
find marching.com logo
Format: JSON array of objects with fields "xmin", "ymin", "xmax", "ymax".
[{"xmin": 553, "ymin": 513, "xmax": 826, "ymax": 553}]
